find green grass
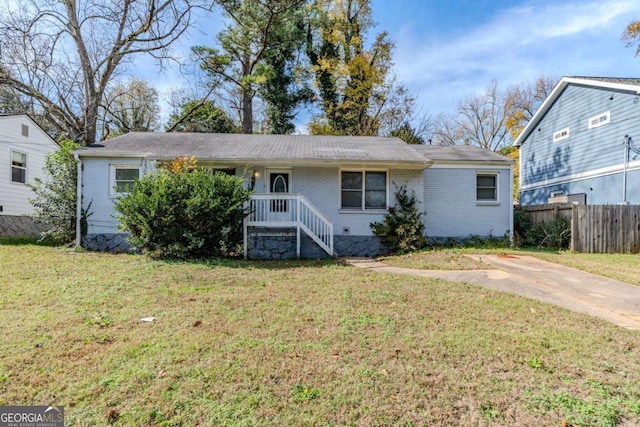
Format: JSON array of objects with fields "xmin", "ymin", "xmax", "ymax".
[{"xmin": 1, "ymin": 243, "xmax": 640, "ymax": 426}]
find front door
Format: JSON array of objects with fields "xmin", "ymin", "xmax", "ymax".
[{"xmin": 267, "ymin": 170, "xmax": 292, "ymax": 214}]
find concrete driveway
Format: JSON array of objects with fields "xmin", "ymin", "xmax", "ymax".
[{"xmin": 346, "ymin": 254, "xmax": 640, "ymax": 330}]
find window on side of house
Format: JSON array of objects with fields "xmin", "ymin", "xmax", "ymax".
[
  {"xmin": 11, "ymin": 150, "xmax": 27, "ymax": 184},
  {"xmin": 211, "ymin": 168, "xmax": 236, "ymax": 176},
  {"xmin": 476, "ymin": 173, "xmax": 497, "ymax": 202},
  {"xmin": 111, "ymin": 166, "xmax": 140, "ymax": 195},
  {"xmin": 341, "ymin": 170, "xmax": 387, "ymax": 210},
  {"xmin": 588, "ymin": 111, "xmax": 610, "ymax": 129},
  {"xmin": 552, "ymin": 127, "xmax": 570, "ymax": 142}
]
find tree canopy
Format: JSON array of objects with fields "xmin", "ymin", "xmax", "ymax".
[
  {"xmin": 1, "ymin": 0, "xmax": 558, "ymax": 145},
  {"xmin": 306, "ymin": 0, "xmax": 394, "ymax": 136},
  {"xmin": 103, "ymin": 78, "xmax": 161, "ymax": 139},
  {"xmin": 0, "ymin": 0, "xmax": 211, "ymax": 145},
  {"xmin": 622, "ymin": 20, "xmax": 640, "ymax": 56},
  {"xmin": 192, "ymin": 0, "xmax": 307, "ymax": 134},
  {"xmin": 166, "ymin": 99, "xmax": 238, "ymax": 133},
  {"xmin": 433, "ymin": 81, "xmax": 510, "ymax": 151},
  {"xmin": 432, "ymin": 76, "xmax": 555, "ymax": 151},
  {"xmin": 504, "ymin": 75, "xmax": 556, "ymax": 140}
]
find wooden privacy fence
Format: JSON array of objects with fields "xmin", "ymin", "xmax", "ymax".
[
  {"xmin": 571, "ymin": 205, "xmax": 640, "ymax": 253},
  {"xmin": 520, "ymin": 203, "xmax": 640, "ymax": 253},
  {"xmin": 520, "ymin": 203, "xmax": 573, "ymax": 226}
]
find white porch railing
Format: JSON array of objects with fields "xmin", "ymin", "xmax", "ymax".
[{"xmin": 244, "ymin": 193, "xmax": 334, "ymax": 258}]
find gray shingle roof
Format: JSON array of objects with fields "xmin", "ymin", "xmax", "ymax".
[
  {"xmin": 566, "ymin": 76, "xmax": 640, "ymax": 86},
  {"xmin": 77, "ymin": 132, "xmax": 430, "ymax": 165},
  {"xmin": 76, "ymin": 132, "xmax": 511, "ymax": 166},
  {"xmin": 411, "ymin": 144, "xmax": 514, "ymax": 164}
]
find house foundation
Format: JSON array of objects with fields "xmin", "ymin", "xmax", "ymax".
[{"xmin": 0, "ymin": 215, "xmax": 49, "ymax": 237}]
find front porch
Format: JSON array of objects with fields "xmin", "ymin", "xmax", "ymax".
[{"xmin": 243, "ymin": 193, "xmax": 334, "ymax": 259}]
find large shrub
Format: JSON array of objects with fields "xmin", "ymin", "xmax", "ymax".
[
  {"xmin": 114, "ymin": 168, "xmax": 251, "ymax": 258},
  {"xmin": 370, "ymin": 185, "xmax": 427, "ymax": 254},
  {"xmin": 29, "ymin": 140, "xmax": 90, "ymax": 243}
]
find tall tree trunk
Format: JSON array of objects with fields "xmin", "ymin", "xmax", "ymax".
[{"xmin": 241, "ymin": 53, "xmax": 253, "ymax": 134}]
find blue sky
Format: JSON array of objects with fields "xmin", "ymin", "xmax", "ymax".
[
  {"xmin": 373, "ymin": 0, "xmax": 640, "ymax": 115},
  {"xmin": 138, "ymin": 0, "xmax": 640, "ymax": 128}
]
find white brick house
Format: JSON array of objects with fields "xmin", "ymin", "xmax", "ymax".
[{"xmin": 74, "ymin": 133, "xmax": 513, "ymax": 258}]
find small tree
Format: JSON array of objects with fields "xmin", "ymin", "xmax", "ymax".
[
  {"xmin": 29, "ymin": 140, "xmax": 84, "ymax": 243},
  {"xmin": 370, "ymin": 185, "xmax": 427, "ymax": 254},
  {"xmin": 114, "ymin": 163, "xmax": 251, "ymax": 258}
]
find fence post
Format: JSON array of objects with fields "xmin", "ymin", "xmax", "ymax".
[
  {"xmin": 243, "ymin": 200, "xmax": 249, "ymax": 259},
  {"xmin": 570, "ymin": 204, "xmax": 576, "ymax": 251}
]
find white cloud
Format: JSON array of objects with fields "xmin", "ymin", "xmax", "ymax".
[
  {"xmin": 394, "ymin": 0, "xmax": 640, "ymax": 114},
  {"xmin": 528, "ymin": 2, "xmax": 637, "ymax": 39}
]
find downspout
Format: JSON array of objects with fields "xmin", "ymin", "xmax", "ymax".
[
  {"xmin": 509, "ymin": 163, "xmax": 514, "ymax": 246},
  {"xmin": 623, "ymin": 135, "xmax": 629, "ymax": 205},
  {"xmin": 74, "ymin": 153, "xmax": 83, "ymax": 248}
]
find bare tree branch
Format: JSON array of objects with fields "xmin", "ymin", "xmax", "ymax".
[{"xmin": 0, "ymin": 0, "xmax": 214, "ymax": 144}]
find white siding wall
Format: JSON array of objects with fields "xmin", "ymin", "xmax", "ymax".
[
  {"xmin": 0, "ymin": 115, "xmax": 58, "ymax": 216},
  {"xmin": 424, "ymin": 165, "xmax": 512, "ymax": 239},
  {"xmin": 82, "ymin": 157, "xmax": 152, "ymax": 234}
]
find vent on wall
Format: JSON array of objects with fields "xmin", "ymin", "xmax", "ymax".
[{"xmin": 21, "ymin": 124, "xmax": 29, "ymax": 137}]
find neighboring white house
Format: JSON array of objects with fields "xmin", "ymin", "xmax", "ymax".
[
  {"xmin": 0, "ymin": 114, "xmax": 58, "ymax": 236},
  {"xmin": 74, "ymin": 133, "xmax": 514, "ymax": 258}
]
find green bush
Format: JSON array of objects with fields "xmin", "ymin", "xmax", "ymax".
[
  {"xmin": 525, "ymin": 216, "xmax": 571, "ymax": 249},
  {"xmin": 29, "ymin": 140, "xmax": 91, "ymax": 243},
  {"xmin": 513, "ymin": 205, "xmax": 531, "ymax": 247},
  {"xmin": 370, "ymin": 185, "xmax": 427, "ymax": 254},
  {"xmin": 114, "ymin": 168, "xmax": 251, "ymax": 258},
  {"xmin": 514, "ymin": 206, "xmax": 571, "ymax": 249}
]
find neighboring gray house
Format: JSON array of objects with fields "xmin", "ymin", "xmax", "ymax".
[
  {"xmin": 74, "ymin": 133, "xmax": 513, "ymax": 258},
  {"xmin": 0, "ymin": 114, "xmax": 58, "ymax": 236},
  {"xmin": 515, "ymin": 76, "xmax": 640, "ymax": 206}
]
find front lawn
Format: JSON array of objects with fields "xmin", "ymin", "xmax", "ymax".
[{"xmin": 1, "ymin": 242, "xmax": 639, "ymax": 426}]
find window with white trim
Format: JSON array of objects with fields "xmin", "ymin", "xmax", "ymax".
[
  {"xmin": 110, "ymin": 166, "xmax": 140, "ymax": 195},
  {"xmin": 588, "ymin": 111, "xmax": 610, "ymax": 129},
  {"xmin": 341, "ymin": 170, "xmax": 387, "ymax": 210},
  {"xmin": 476, "ymin": 173, "xmax": 497, "ymax": 202},
  {"xmin": 552, "ymin": 127, "xmax": 570, "ymax": 142},
  {"xmin": 11, "ymin": 150, "xmax": 27, "ymax": 184}
]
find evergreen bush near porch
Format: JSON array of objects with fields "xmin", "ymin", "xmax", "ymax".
[
  {"xmin": 114, "ymin": 167, "xmax": 251, "ymax": 258},
  {"xmin": 371, "ymin": 185, "xmax": 427, "ymax": 254}
]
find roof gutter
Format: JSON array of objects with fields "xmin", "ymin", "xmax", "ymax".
[{"xmin": 74, "ymin": 150, "xmax": 151, "ymax": 158}]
